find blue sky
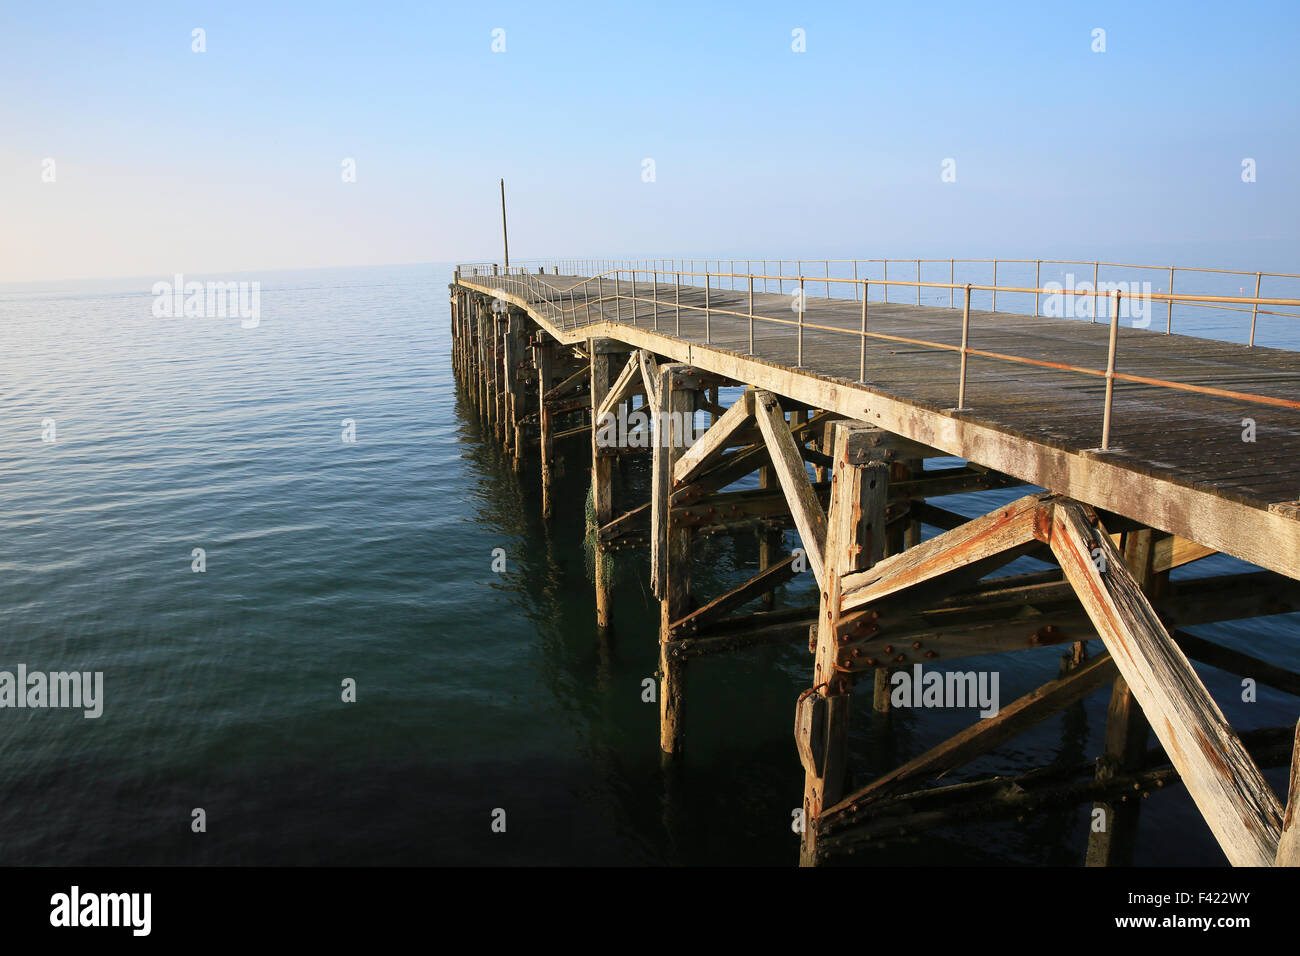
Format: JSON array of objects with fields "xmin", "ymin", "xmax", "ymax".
[{"xmin": 2, "ymin": 0, "xmax": 1297, "ymax": 280}]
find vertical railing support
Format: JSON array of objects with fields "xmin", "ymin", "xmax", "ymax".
[
  {"xmin": 859, "ymin": 281, "xmax": 869, "ymax": 382},
  {"xmin": 652, "ymin": 269, "xmax": 659, "ymax": 331},
  {"xmin": 797, "ymin": 276, "xmax": 805, "ymax": 367},
  {"xmin": 748, "ymin": 275, "xmax": 755, "ymax": 355},
  {"xmin": 1166, "ymin": 267, "xmax": 1175, "ymax": 334},
  {"xmin": 1102, "ymin": 290, "xmax": 1121, "ymax": 450},
  {"xmin": 675, "ymin": 272, "xmax": 681, "ymax": 335},
  {"xmin": 956, "ymin": 283, "xmax": 972, "ymax": 409},
  {"xmin": 705, "ymin": 272, "xmax": 711, "ymax": 344},
  {"xmin": 1035, "ymin": 259, "xmax": 1041, "ymax": 316},
  {"xmin": 1249, "ymin": 272, "xmax": 1262, "ymax": 346}
]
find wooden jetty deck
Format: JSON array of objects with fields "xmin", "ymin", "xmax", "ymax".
[{"xmin": 449, "ymin": 257, "xmax": 1300, "ymax": 867}]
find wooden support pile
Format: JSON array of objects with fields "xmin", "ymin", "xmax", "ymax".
[{"xmin": 447, "ymin": 281, "xmax": 1300, "ymax": 867}]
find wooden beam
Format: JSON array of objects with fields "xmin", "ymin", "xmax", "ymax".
[
  {"xmin": 1278, "ymin": 720, "xmax": 1300, "ymax": 866},
  {"xmin": 656, "ymin": 365, "xmax": 701, "ymax": 754},
  {"xmin": 799, "ymin": 422, "xmax": 889, "ymax": 865},
  {"xmin": 668, "ymin": 553, "xmax": 798, "ymax": 639},
  {"xmin": 534, "ymin": 340, "xmax": 554, "ymax": 520},
  {"xmin": 1048, "ymin": 500, "xmax": 1284, "ymax": 866},
  {"xmin": 594, "ymin": 350, "xmax": 643, "ymax": 422},
  {"xmin": 839, "ymin": 492, "xmax": 1051, "ymax": 613},
  {"xmin": 822, "ymin": 652, "xmax": 1118, "ymax": 821},
  {"xmin": 590, "ymin": 340, "xmax": 618, "ymax": 633},
  {"xmin": 543, "ymin": 364, "xmax": 589, "ymax": 403},
  {"xmin": 673, "ymin": 390, "xmax": 755, "ymax": 486},
  {"xmin": 638, "ymin": 349, "xmax": 660, "ymax": 409},
  {"xmin": 753, "ymin": 390, "xmax": 827, "ymax": 587}
]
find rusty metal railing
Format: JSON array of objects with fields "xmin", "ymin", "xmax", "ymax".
[{"xmin": 457, "ymin": 263, "xmax": 1300, "ymax": 453}]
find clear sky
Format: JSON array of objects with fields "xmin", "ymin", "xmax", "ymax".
[{"xmin": 2, "ymin": 0, "xmax": 1297, "ymax": 281}]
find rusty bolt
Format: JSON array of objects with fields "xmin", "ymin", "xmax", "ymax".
[
  {"xmin": 883, "ymin": 645, "xmax": 893, "ymax": 654},
  {"xmin": 912, "ymin": 641, "xmax": 922, "ymax": 649},
  {"xmin": 925, "ymin": 651, "xmax": 937, "ymax": 659}
]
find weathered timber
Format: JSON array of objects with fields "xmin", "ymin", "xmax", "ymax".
[
  {"xmin": 754, "ymin": 390, "xmax": 828, "ymax": 587},
  {"xmin": 1048, "ymin": 500, "xmax": 1284, "ymax": 866},
  {"xmin": 800, "ymin": 422, "xmax": 889, "ymax": 865}
]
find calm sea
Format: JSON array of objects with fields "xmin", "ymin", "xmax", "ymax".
[{"xmin": 0, "ymin": 262, "xmax": 1295, "ymax": 865}]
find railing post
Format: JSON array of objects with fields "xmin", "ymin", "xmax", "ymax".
[
  {"xmin": 957, "ymin": 284, "xmax": 972, "ymax": 409},
  {"xmin": 853, "ymin": 260, "xmax": 859, "ymax": 301},
  {"xmin": 916, "ymin": 259, "xmax": 921, "ymax": 305},
  {"xmin": 631, "ymin": 270, "xmax": 637, "ymax": 325},
  {"xmin": 653, "ymin": 268, "xmax": 659, "ymax": 331},
  {"xmin": 950, "ymin": 259, "xmax": 955, "ymax": 308},
  {"xmin": 992, "ymin": 259, "xmax": 998, "ymax": 311},
  {"xmin": 675, "ymin": 272, "xmax": 681, "ymax": 335},
  {"xmin": 1091, "ymin": 261, "xmax": 1099, "ymax": 323},
  {"xmin": 859, "ymin": 280, "xmax": 869, "ymax": 382},
  {"xmin": 1101, "ymin": 290, "xmax": 1121, "ymax": 450},
  {"xmin": 1166, "ymin": 267, "xmax": 1175, "ymax": 334},
  {"xmin": 883, "ymin": 260, "xmax": 888, "ymax": 304},
  {"xmin": 1034, "ymin": 259, "xmax": 1040, "ymax": 316},
  {"xmin": 705, "ymin": 272, "xmax": 711, "ymax": 344},
  {"xmin": 748, "ymin": 275, "xmax": 754, "ymax": 354},
  {"xmin": 1249, "ymin": 272, "xmax": 1262, "ymax": 346},
  {"xmin": 826, "ymin": 260, "xmax": 831, "ymax": 300},
  {"xmin": 797, "ymin": 275, "xmax": 805, "ymax": 367},
  {"xmin": 615, "ymin": 271, "xmax": 622, "ymax": 323}
]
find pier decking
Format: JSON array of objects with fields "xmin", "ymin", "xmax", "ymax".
[{"xmin": 450, "ymin": 258, "xmax": 1300, "ymax": 866}]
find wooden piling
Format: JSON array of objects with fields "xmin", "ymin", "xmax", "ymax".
[
  {"xmin": 799, "ymin": 421, "xmax": 888, "ymax": 865},
  {"xmin": 535, "ymin": 339, "xmax": 554, "ymax": 519},
  {"xmin": 655, "ymin": 363, "xmax": 701, "ymax": 754},
  {"xmin": 589, "ymin": 338, "xmax": 625, "ymax": 634}
]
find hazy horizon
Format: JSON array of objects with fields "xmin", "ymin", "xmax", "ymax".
[{"xmin": 3, "ymin": 1, "xmax": 1297, "ymax": 282}]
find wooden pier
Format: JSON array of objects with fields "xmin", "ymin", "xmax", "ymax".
[{"xmin": 449, "ymin": 257, "xmax": 1300, "ymax": 866}]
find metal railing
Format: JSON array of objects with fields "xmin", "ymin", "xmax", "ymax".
[
  {"xmin": 455, "ymin": 260, "xmax": 1300, "ymax": 452},
  {"xmin": 457, "ymin": 256, "xmax": 1300, "ymax": 345}
]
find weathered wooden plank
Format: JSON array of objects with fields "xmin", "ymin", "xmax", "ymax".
[
  {"xmin": 1048, "ymin": 500, "xmax": 1284, "ymax": 866},
  {"xmin": 590, "ymin": 339, "xmax": 618, "ymax": 633},
  {"xmin": 657, "ymin": 365, "xmax": 701, "ymax": 755},
  {"xmin": 839, "ymin": 492, "xmax": 1051, "ymax": 613},
  {"xmin": 753, "ymin": 390, "xmax": 828, "ymax": 587},
  {"xmin": 1278, "ymin": 720, "xmax": 1300, "ymax": 866},
  {"xmin": 594, "ymin": 350, "xmax": 643, "ymax": 422},
  {"xmin": 638, "ymin": 349, "xmax": 661, "ymax": 408},
  {"xmin": 673, "ymin": 390, "xmax": 755, "ymax": 486},
  {"xmin": 800, "ymin": 421, "xmax": 889, "ymax": 865}
]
